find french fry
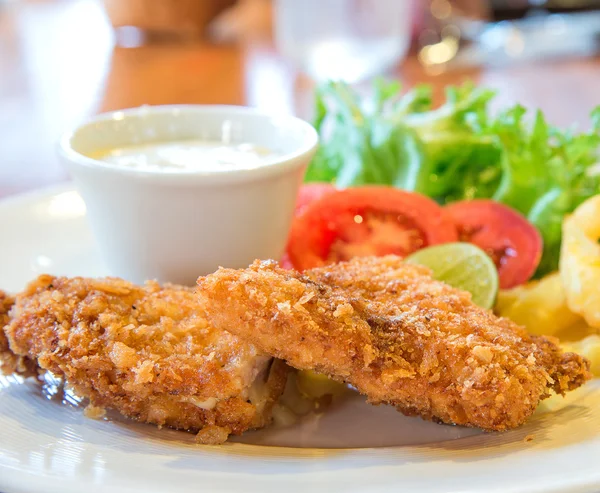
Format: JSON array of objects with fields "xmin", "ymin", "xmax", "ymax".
[
  {"xmin": 560, "ymin": 195, "xmax": 600, "ymax": 329},
  {"xmin": 495, "ymin": 273, "xmax": 582, "ymax": 336}
]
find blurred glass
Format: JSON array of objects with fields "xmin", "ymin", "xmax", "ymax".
[
  {"xmin": 274, "ymin": 0, "xmax": 413, "ymax": 82},
  {"xmin": 419, "ymin": 0, "xmax": 600, "ymax": 70}
]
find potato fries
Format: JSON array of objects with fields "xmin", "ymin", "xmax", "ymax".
[
  {"xmin": 560, "ymin": 195, "xmax": 600, "ymax": 329},
  {"xmin": 495, "ymin": 273, "xmax": 582, "ymax": 336}
]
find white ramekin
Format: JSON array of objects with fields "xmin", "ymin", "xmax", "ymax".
[{"xmin": 58, "ymin": 105, "xmax": 318, "ymax": 285}]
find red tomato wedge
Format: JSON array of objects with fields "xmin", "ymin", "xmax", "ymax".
[
  {"xmin": 287, "ymin": 187, "xmax": 458, "ymax": 271},
  {"xmin": 295, "ymin": 183, "xmax": 336, "ymax": 215},
  {"xmin": 280, "ymin": 184, "xmax": 336, "ymax": 269},
  {"xmin": 445, "ymin": 199, "xmax": 542, "ymax": 289}
]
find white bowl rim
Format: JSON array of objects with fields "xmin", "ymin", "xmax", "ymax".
[{"xmin": 57, "ymin": 104, "xmax": 319, "ymax": 184}]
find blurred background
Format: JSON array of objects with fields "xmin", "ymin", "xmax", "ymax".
[{"xmin": 1, "ymin": 0, "xmax": 599, "ymax": 197}]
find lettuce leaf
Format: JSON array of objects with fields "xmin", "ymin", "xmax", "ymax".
[{"xmin": 306, "ymin": 80, "xmax": 600, "ymax": 276}]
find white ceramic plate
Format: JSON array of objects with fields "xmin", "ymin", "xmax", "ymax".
[{"xmin": 1, "ymin": 185, "xmax": 599, "ymax": 493}]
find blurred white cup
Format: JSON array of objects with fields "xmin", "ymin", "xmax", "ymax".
[{"xmin": 274, "ymin": 0, "xmax": 413, "ymax": 82}]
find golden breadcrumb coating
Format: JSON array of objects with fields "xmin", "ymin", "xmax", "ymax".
[
  {"xmin": 0, "ymin": 290, "xmax": 17, "ymax": 374},
  {"xmin": 2, "ymin": 275, "xmax": 288, "ymax": 442},
  {"xmin": 1, "ymin": 290, "xmax": 36, "ymax": 376},
  {"xmin": 197, "ymin": 256, "xmax": 591, "ymax": 431}
]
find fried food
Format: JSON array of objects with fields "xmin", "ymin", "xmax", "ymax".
[
  {"xmin": 0, "ymin": 291, "xmax": 14, "ymax": 369},
  {"xmin": 1, "ymin": 275, "xmax": 288, "ymax": 443},
  {"xmin": 197, "ymin": 256, "xmax": 591, "ymax": 431},
  {"xmin": 1, "ymin": 290, "xmax": 39, "ymax": 377},
  {"xmin": 563, "ymin": 335, "xmax": 600, "ymax": 377},
  {"xmin": 560, "ymin": 195, "xmax": 600, "ymax": 328}
]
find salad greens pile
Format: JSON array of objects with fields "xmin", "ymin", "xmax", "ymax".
[{"xmin": 306, "ymin": 80, "xmax": 600, "ymax": 277}]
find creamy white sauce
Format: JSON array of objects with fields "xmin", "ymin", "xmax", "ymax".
[{"xmin": 93, "ymin": 139, "xmax": 278, "ymax": 172}]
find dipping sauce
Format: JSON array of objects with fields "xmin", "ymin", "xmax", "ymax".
[{"xmin": 92, "ymin": 139, "xmax": 279, "ymax": 172}]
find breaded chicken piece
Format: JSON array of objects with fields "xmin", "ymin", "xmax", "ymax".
[
  {"xmin": 1, "ymin": 290, "xmax": 38, "ymax": 377},
  {"xmin": 0, "ymin": 292, "xmax": 14, "ymax": 361},
  {"xmin": 197, "ymin": 256, "xmax": 591, "ymax": 431},
  {"xmin": 2, "ymin": 275, "xmax": 287, "ymax": 443},
  {"xmin": 1, "ymin": 291, "xmax": 18, "ymax": 374}
]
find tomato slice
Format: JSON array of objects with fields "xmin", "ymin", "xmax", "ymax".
[
  {"xmin": 295, "ymin": 183, "xmax": 336, "ymax": 215},
  {"xmin": 445, "ymin": 199, "xmax": 542, "ymax": 289},
  {"xmin": 287, "ymin": 187, "xmax": 458, "ymax": 271},
  {"xmin": 280, "ymin": 184, "xmax": 336, "ymax": 269}
]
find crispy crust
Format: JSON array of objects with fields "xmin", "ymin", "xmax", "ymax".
[
  {"xmin": 196, "ymin": 256, "xmax": 591, "ymax": 431},
  {"xmin": 0, "ymin": 290, "xmax": 36, "ymax": 376},
  {"xmin": 0, "ymin": 290, "xmax": 15, "ymax": 373},
  {"xmin": 2, "ymin": 275, "xmax": 287, "ymax": 441}
]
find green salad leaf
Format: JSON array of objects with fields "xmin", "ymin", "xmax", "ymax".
[{"xmin": 305, "ymin": 80, "xmax": 600, "ymax": 277}]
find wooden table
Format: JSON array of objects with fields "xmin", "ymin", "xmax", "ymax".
[{"xmin": 1, "ymin": 0, "xmax": 600, "ymax": 200}]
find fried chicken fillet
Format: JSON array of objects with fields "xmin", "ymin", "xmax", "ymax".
[
  {"xmin": 1, "ymin": 275, "xmax": 287, "ymax": 443},
  {"xmin": 197, "ymin": 256, "xmax": 591, "ymax": 431},
  {"xmin": 1, "ymin": 291, "xmax": 25, "ymax": 375},
  {"xmin": 0, "ymin": 291, "xmax": 14, "ymax": 372}
]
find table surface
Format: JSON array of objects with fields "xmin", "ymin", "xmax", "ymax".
[{"xmin": 1, "ymin": 0, "xmax": 600, "ymax": 200}]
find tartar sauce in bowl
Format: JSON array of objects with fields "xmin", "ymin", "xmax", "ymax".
[
  {"xmin": 58, "ymin": 104, "xmax": 318, "ymax": 285},
  {"xmin": 93, "ymin": 140, "xmax": 279, "ymax": 172}
]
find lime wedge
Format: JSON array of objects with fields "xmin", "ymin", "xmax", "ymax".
[{"xmin": 405, "ymin": 242, "xmax": 499, "ymax": 309}]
